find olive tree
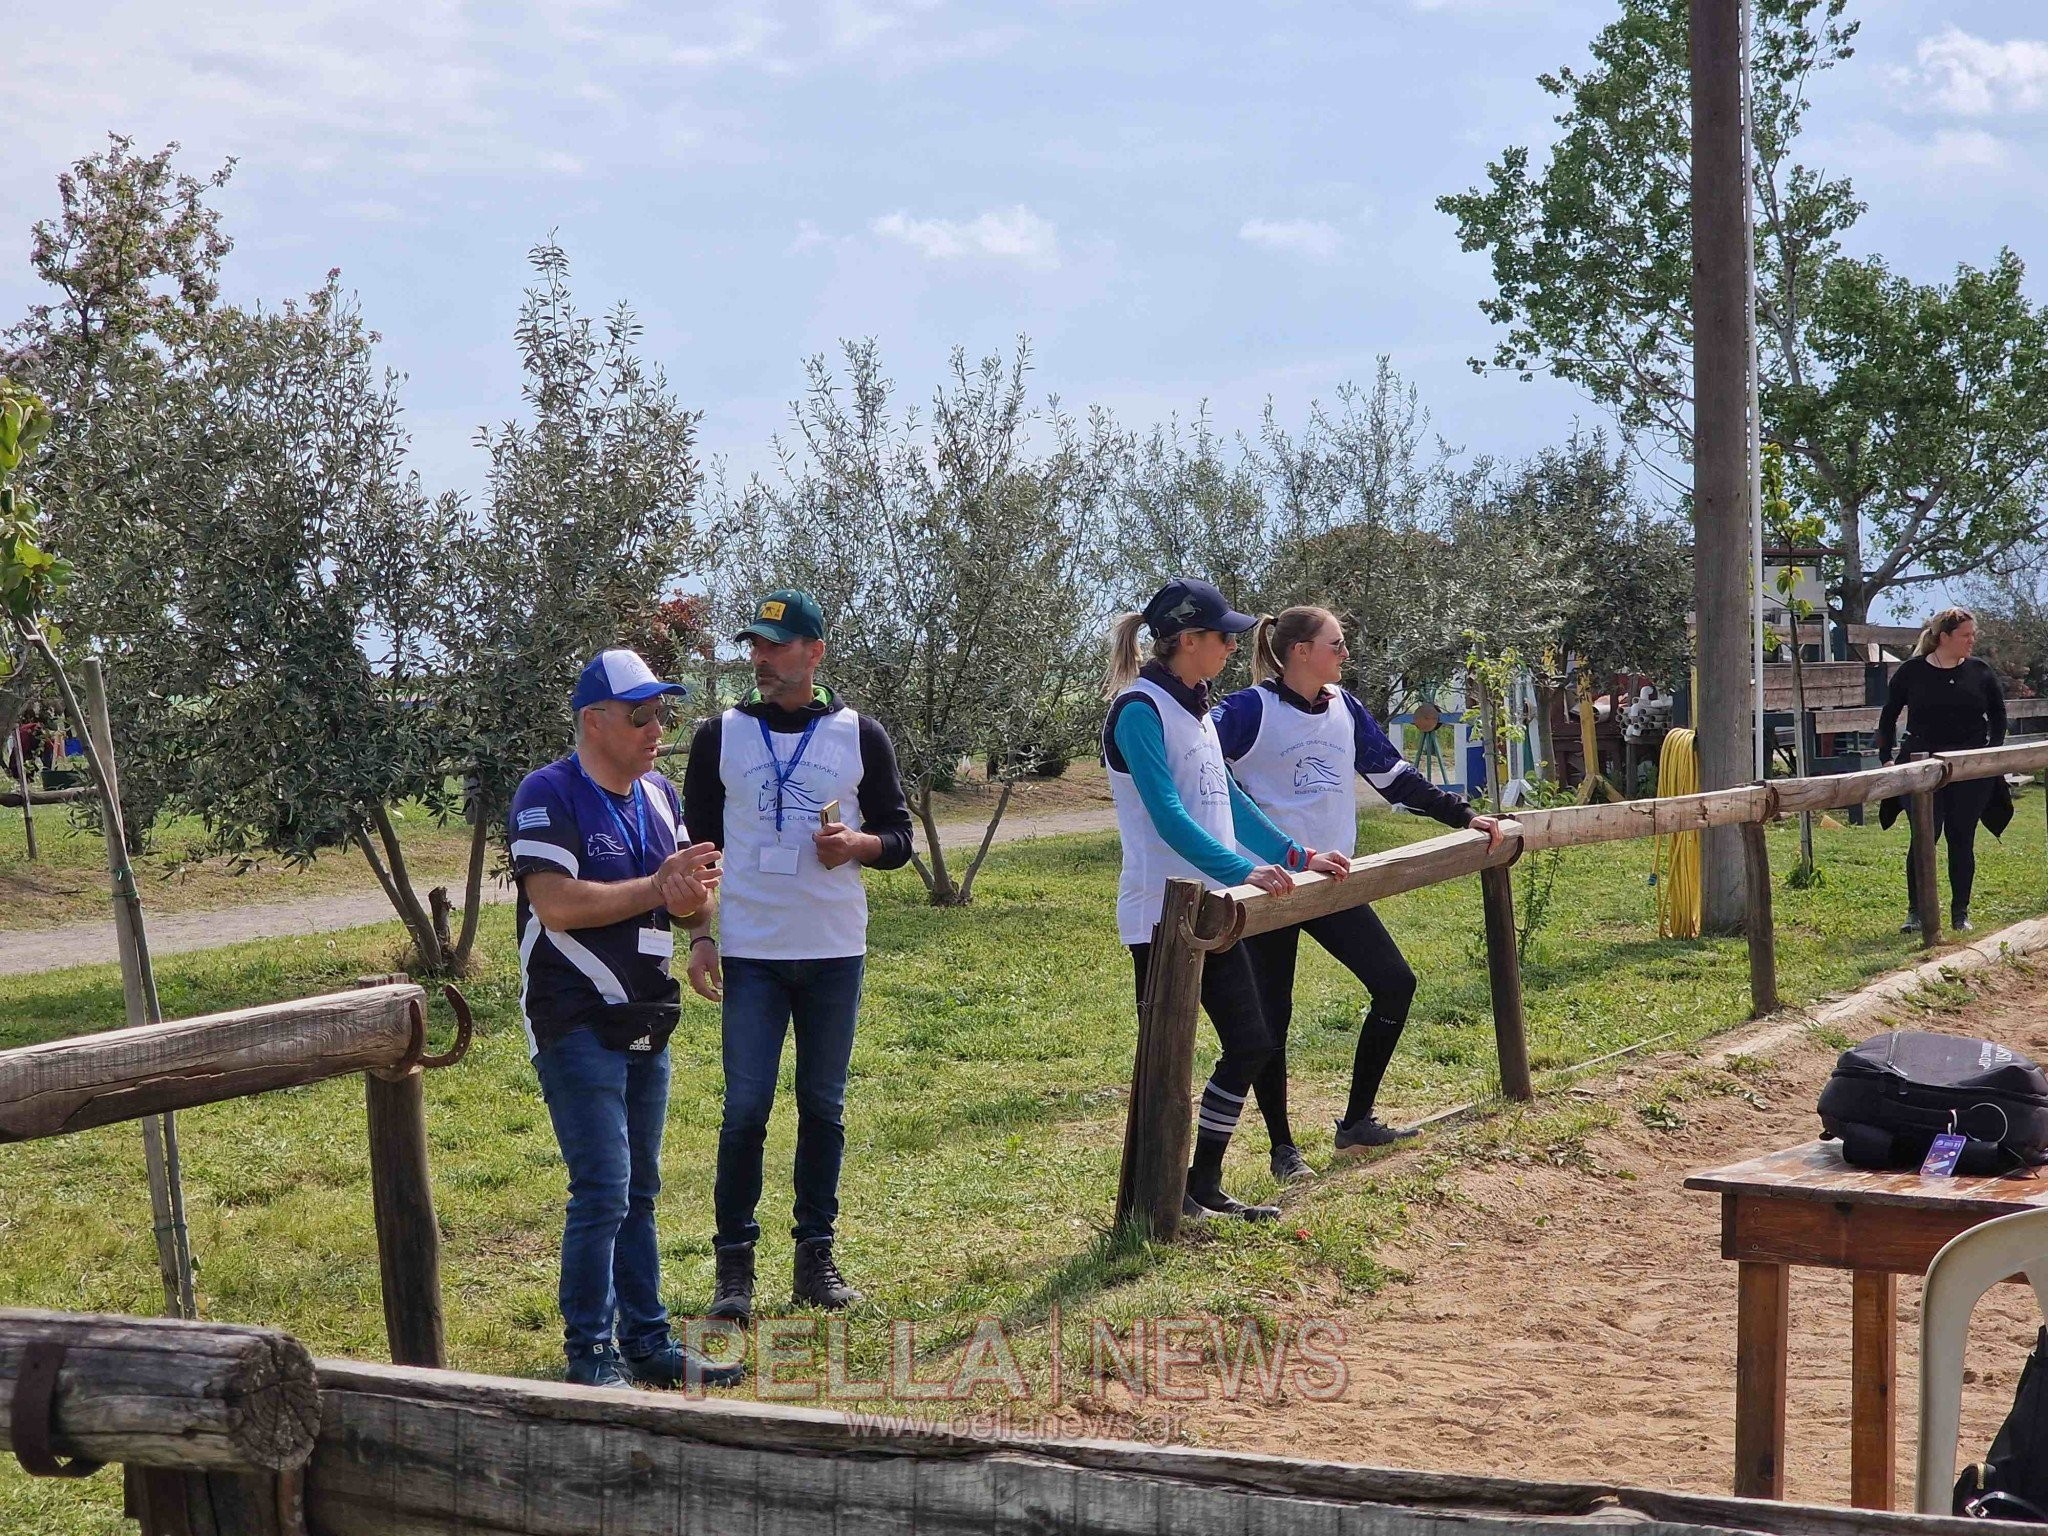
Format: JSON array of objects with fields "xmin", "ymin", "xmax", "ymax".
[{"xmin": 717, "ymin": 338, "xmax": 1116, "ymax": 905}]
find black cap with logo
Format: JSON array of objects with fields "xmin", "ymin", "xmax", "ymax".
[{"xmin": 1142, "ymin": 577, "xmax": 1257, "ymax": 639}]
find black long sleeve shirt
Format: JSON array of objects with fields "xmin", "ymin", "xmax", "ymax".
[
  {"xmin": 1876, "ymin": 655, "xmax": 2007, "ymax": 761},
  {"xmin": 680, "ymin": 688, "xmax": 915, "ymax": 869}
]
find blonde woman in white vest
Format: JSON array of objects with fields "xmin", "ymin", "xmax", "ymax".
[
  {"xmin": 1104, "ymin": 578, "xmax": 1352, "ymax": 1220},
  {"xmin": 1213, "ymin": 606, "xmax": 1501, "ymax": 1180}
]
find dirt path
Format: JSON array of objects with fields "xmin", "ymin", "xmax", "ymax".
[
  {"xmin": 1177, "ymin": 955, "xmax": 2048, "ymax": 1509},
  {"xmin": 0, "ymin": 805, "xmax": 1118, "ymax": 978}
]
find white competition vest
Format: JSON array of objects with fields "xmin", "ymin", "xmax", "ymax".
[
  {"xmin": 717, "ymin": 705, "xmax": 869, "ymax": 959},
  {"xmin": 1107, "ymin": 676, "xmax": 1238, "ymax": 945},
  {"xmin": 1228, "ymin": 684, "xmax": 1360, "ymax": 859}
]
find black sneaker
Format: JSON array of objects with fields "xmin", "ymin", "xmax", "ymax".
[
  {"xmin": 1182, "ymin": 1187, "xmax": 1281, "ymax": 1222},
  {"xmin": 709, "ymin": 1242, "xmax": 755, "ymax": 1324},
  {"xmin": 1269, "ymin": 1144, "xmax": 1315, "ymax": 1184},
  {"xmin": 1953, "ymin": 907, "xmax": 1974, "ymax": 933},
  {"xmin": 564, "ymin": 1343, "xmax": 630, "ymax": 1389},
  {"xmin": 792, "ymin": 1238, "xmax": 863, "ymax": 1310},
  {"xmin": 1901, "ymin": 912, "xmax": 1922, "ymax": 933},
  {"xmin": 624, "ymin": 1337, "xmax": 747, "ymax": 1390},
  {"xmin": 1332, "ymin": 1116, "xmax": 1417, "ymax": 1158}
]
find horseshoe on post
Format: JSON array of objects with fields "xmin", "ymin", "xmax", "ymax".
[{"xmin": 419, "ymin": 983, "xmax": 474, "ymax": 1070}]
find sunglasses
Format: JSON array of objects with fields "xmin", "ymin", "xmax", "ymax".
[{"xmin": 617, "ymin": 700, "xmax": 678, "ymax": 729}]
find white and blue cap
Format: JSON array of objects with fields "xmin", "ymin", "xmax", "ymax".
[{"xmin": 571, "ymin": 649, "xmax": 691, "ymax": 711}]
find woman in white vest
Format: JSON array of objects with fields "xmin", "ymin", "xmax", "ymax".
[
  {"xmin": 1103, "ymin": 578, "xmax": 1352, "ymax": 1221},
  {"xmin": 1213, "ymin": 606, "xmax": 1501, "ymax": 1181}
]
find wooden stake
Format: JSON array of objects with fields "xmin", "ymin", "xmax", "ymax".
[
  {"xmin": 1114, "ymin": 880, "xmax": 1208, "ymax": 1242},
  {"xmin": 11, "ymin": 730, "xmax": 34, "ymax": 860},
  {"xmin": 79, "ymin": 658, "xmax": 197, "ymax": 1319},
  {"xmin": 1740, "ymin": 818, "xmax": 1778, "ymax": 1017},
  {"xmin": 1479, "ymin": 864, "xmax": 1532, "ymax": 1102},
  {"xmin": 355, "ymin": 977, "xmax": 447, "ymax": 1369}
]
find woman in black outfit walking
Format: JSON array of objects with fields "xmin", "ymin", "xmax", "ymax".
[{"xmin": 1877, "ymin": 607, "xmax": 2010, "ymax": 933}]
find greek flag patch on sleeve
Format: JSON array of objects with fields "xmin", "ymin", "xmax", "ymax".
[{"xmin": 516, "ymin": 807, "xmax": 551, "ymax": 831}]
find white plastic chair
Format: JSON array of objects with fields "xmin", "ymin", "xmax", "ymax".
[{"xmin": 1916, "ymin": 1205, "xmax": 2048, "ymax": 1513}]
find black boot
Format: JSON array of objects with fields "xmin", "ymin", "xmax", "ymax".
[
  {"xmin": 709, "ymin": 1243, "xmax": 755, "ymax": 1324},
  {"xmin": 792, "ymin": 1238, "xmax": 863, "ymax": 1310},
  {"xmin": 1953, "ymin": 904, "xmax": 1974, "ymax": 933}
]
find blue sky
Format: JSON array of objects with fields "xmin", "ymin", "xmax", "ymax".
[{"xmin": 4, "ymin": 0, "xmax": 2046, "ymax": 612}]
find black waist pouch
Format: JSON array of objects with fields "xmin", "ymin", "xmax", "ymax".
[
  {"xmin": 1818, "ymin": 1031, "xmax": 2048, "ymax": 1176},
  {"xmin": 1957, "ymin": 1327, "xmax": 2048, "ymax": 1521},
  {"xmin": 588, "ymin": 1000, "xmax": 681, "ymax": 1055}
]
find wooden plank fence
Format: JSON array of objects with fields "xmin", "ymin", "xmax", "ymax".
[
  {"xmin": 0, "ymin": 979, "xmax": 470, "ymax": 1374},
  {"xmin": 1117, "ymin": 742, "xmax": 2048, "ymax": 1240},
  {"xmin": 0, "ymin": 1309, "xmax": 2009, "ymax": 1536}
]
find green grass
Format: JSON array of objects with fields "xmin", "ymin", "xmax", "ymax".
[{"xmin": 3, "ymin": 798, "xmax": 2046, "ymax": 1531}]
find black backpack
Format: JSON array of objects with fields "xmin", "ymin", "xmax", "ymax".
[
  {"xmin": 1957, "ymin": 1328, "xmax": 2048, "ymax": 1521},
  {"xmin": 1817, "ymin": 1031, "xmax": 2048, "ymax": 1177}
]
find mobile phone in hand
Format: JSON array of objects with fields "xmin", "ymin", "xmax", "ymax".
[{"xmin": 818, "ymin": 799, "xmax": 841, "ymax": 828}]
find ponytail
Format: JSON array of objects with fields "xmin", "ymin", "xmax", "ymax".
[
  {"xmin": 1914, "ymin": 606, "xmax": 1976, "ymax": 658},
  {"xmin": 1250, "ymin": 606, "xmax": 1341, "ymax": 686},
  {"xmin": 1104, "ymin": 613, "xmax": 1147, "ymax": 697},
  {"xmin": 1249, "ymin": 615, "xmax": 1282, "ymax": 685}
]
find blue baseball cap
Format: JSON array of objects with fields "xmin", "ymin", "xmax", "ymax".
[
  {"xmin": 571, "ymin": 649, "xmax": 690, "ymax": 711},
  {"xmin": 1142, "ymin": 577, "xmax": 1256, "ymax": 638}
]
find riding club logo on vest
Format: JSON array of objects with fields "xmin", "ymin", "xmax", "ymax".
[
  {"xmin": 1196, "ymin": 761, "xmax": 1229, "ymax": 804},
  {"xmin": 586, "ymin": 831, "xmax": 630, "ymax": 861},
  {"xmin": 1293, "ymin": 755, "xmax": 1341, "ymax": 792},
  {"xmin": 756, "ymin": 774, "xmax": 829, "ymax": 819}
]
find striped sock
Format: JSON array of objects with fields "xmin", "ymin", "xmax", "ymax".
[{"xmin": 1196, "ymin": 1077, "xmax": 1247, "ymax": 1142}]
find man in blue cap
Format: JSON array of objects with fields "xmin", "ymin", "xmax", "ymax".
[
  {"xmin": 508, "ymin": 647, "xmax": 743, "ymax": 1389},
  {"xmin": 679, "ymin": 589, "xmax": 914, "ymax": 1323}
]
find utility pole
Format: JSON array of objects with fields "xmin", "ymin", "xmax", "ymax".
[{"xmin": 1691, "ymin": 0, "xmax": 1753, "ymax": 933}]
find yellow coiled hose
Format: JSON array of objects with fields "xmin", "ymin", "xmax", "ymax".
[{"xmin": 1654, "ymin": 728, "xmax": 1702, "ymax": 939}]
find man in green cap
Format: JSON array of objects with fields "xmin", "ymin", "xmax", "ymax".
[{"xmin": 680, "ymin": 588, "xmax": 914, "ymax": 1321}]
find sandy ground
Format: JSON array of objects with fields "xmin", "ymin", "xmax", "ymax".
[
  {"xmin": 0, "ymin": 799, "xmax": 1121, "ymax": 977},
  {"xmin": 1176, "ymin": 957, "xmax": 2048, "ymax": 1509}
]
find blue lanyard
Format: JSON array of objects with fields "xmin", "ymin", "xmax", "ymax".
[
  {"xmin": 574, "ymin": 756, "xmax": 658, "ymax": 876},
  {"xmin": 759, "ymin": 717, "xmax": 821, "ymax": 834}
]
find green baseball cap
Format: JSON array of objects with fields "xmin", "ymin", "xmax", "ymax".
[{"xmin": 734, "ymin": 588, "xmax": 826, "ymax": 644}]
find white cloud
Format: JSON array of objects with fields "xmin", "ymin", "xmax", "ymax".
[
  {"xmin": 1825, "ymin": 120, "xmax": 2020, "ymax": 184},
  {"xmin": 869, "ymin": 205, "xmax": 1060, "ymax": 269},
  {"xmin": 1901, "ymin": 27, "xmax": 2048, "ymax": 116},
  {"xmin": 1238, "ymin": 218, "xmax": 1343, "ymax": 260}
]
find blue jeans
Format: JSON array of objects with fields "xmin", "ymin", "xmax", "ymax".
[
  {"xmin": 534, "ymin": 1027, "xmax": 671, "ymax": 1360},
  {"xmin": 714, "ymin": 955, "xmax": 864, "ymax": 1249}
]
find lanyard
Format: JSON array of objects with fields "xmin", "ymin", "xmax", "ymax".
[
  {"xmin": 759, "ymin": 716, "xmax": 821, "ymax": 835},
  {"xmin": 574, "ymin": 756, "xmax": 658, "ymax": 877}
]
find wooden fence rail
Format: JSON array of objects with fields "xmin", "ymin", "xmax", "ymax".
[
  {"xmin": 0, "ymin": 1309, "xmax": 2006, "ymax": 1536},
  {"xmin": 0, "ymin": 981, "xmax": 470, "ymax": 1372},
  {"xmin": 1119, "ymin": 741, "xmax": 2048, "ymax": 1241}
]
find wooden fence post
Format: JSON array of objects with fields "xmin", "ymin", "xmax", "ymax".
[
  {"xmin": 1478, "ymin": 864, "xmax": 1533, "ymax": 1102},
  {"xmin": 1114, "ymin": 880, "xmax": 1208, "ymax": 1243},
  {"xmin": 355, "ymin": 977, "xmax": 446, "ymax": 1369},
  {"xmin": 1907, "ymin": 789, "xmax": 1942, "ymax": 947},
  {"xmin": 79, "ymin": 659, "xmax": 196, "ymax": 1321},
  {"xmin": 1740, "ymin": 818, "xmax": 1778, "ymax": 1018}
]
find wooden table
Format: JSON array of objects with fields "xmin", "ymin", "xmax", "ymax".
[{"xmin": 1686, "ymin": 1141, "xmax": 2048, "ymax": 1509}]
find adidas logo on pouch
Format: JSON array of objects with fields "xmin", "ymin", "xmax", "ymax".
[{"xmin": 1981, "ymin": 1041, "xmax": 2016, "ymax": 1071}]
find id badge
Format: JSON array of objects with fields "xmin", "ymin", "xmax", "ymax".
[
  {"xmin": 638, "ymin": 927, "xmax": 674, "ymax": 958},
  {"xmin": 759, "ymin": 844, "xmax": 801, "ymax": 876},
  {"xmin": 1922, "ymin": 1132, "xmax": 1968, "ymax": 1178}
]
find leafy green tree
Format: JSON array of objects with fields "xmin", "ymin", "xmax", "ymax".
[
  {"xmin": 442, "ymin": 239, "xmax": 705, "ymax": 955},
  {"xmin": 718, "ymin": 338, "xmax": 1116, "ymax": 905},
  {"xmin": 9, "ymin": 142, "xmax": 702, "ymax": 972},
  {"xmin": 1440, "ymin": 0, "xmax": 2048, "ymax": 625}
]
